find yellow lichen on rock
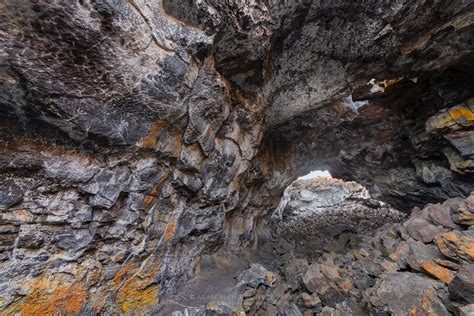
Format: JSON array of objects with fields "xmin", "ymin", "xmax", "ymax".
[
  {"xmin": 117, "ymin": 282, "xmax": 158, "ymax": 313},
  {"xmin": 109, "ymin": 257, "xmax": 160, "ymax": 313},
  {"xmin": 426, "ymin": 102, "xmax": 474, "ymax": 133}
]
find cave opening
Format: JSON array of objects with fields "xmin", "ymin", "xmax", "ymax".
[
  {"xmin": 297, "ymin": 169, "xmax": 332, "ymax": 180},
  {"xmin": 263, "ymin": 167, "xmax": 405, "ymax": 265}
]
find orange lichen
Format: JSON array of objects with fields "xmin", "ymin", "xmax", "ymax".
[
  {"xmin": 143, "ymin": 194, "xmax": 157, "ymax": 207},
  {"xmin": 164, "ymin": 220, "xmax": 176, "ymax": 241},
  {"xmin": 0, "ymin": 121, "xmax": 10, "ymax": 130},
  {"xmin": 143, "ymin": 182, "xmax": 161, "ymax": 206},
  {"xmin": 137, "ymin": 120, "xmax": 166, "ymax": 149},
  {"xmin": 110, "ymin": 261, "xmax": 134, "ymax": 287},
  {"xmin": 0, "ymin": 137, "xmax": 97, "ymax": 163},
  {"xmin": 14, "ymin": 275, "xmax": 87, "ymax": 316},
  {"xmin": 375, "ymin": 129, "xmax": 392, "ymax": 142},
  {"xmin": 434, "ymin": 231, "xmax": 474, "ymax": 261},
  {"xmin": 421, "ymin": 288, "xmax": 439, "ymax": 315},
  {"xmin": 382, "ymin": 78, "xmax": 401, "ymax": 89},
  {"xmin": 421, "ymin": 260, "xmax": 456, "ymax": 284}
]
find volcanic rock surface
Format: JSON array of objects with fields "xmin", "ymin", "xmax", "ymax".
[
  {"xmin": 0, "ymin": 0, "xmax": 473, "ymax": 314},
  {"xmin": 273, "ymin": 177, "xmax": 404, "ymax": 238},
  {"xmin": 178, "ymin": 187, "xmax": 474, "ymax": 315}
]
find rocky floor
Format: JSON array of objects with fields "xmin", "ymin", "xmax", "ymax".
[{"xmin": 170, "ymin": 178, "xmax": 474, "ymax": 315}]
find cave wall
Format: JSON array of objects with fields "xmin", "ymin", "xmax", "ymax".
[{"xmin": 0, "ymin": 0, "xmax": 473, "ymax": 313}]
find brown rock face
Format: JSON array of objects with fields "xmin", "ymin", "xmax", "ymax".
[{"xmin": 0, "ymin": 0, "xmax": 473, "ymax": 314}]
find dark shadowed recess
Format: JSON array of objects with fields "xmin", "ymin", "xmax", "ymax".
[{"xmin": 261, "ymin": 64, "xmax": 474, "ymax": 212}]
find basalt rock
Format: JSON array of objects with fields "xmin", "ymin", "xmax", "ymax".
[
  {"xmin": 449, "ymin": 264, "xmax": 474, "ymax": 304},
  {"xmin": 0, "ymin": 0, "xmax": 473, "ymax": 314},
  {"xmin": 219, "ymin": 186, "xmax": 474, "ymax": 315}
]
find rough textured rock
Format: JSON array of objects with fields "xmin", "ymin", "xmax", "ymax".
[
  {"xmin": 366, "ymin": 272, "xmax": 449, "ymax": 316},
  {"xmin": 459, "ymin": 193, "xmax": 474, "ymax": 226},
  {"xmin": 0, "ymin": 0, "xmax": 473, "ymax": 314},
  {"xmin": 238, "ymin": 263, "xmax": 276, "ymax": 289},
  {"xmin": 214, "ymin": 190, "xmax": 473, "ymax": 315},
  {"xmin": 449, "ymin": 264, "xmax": 474, "ymax": 304},
  {"xmin": 405, "ymin": 217, "xmax": 446, "ymax": 243},
  {"xmin": 274, "ymin": 177, "xmax": 404, "ymax": 236},
  {"xmin": 434, "ymin": 231, "xmax": 474, "ymax": 263}
]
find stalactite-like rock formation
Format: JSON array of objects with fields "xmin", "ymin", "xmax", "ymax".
[{"xmin": 0, "ymin": 0, "xmax": 473, "ymax": 314}]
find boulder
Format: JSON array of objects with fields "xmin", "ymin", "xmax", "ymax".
[
  {"xmin": 445, "ymin": 131, "xmax": 474, "ymax": 157},
  {"xmin": 285, "ymin": 258, "xmax": 309, "ymax": 290},
  {"xmin": 455, "ymin": 304, "xmax": 474, "ymax": 316},
  {"xmin": 434, "ymin": 231, "xmax": 474, "ymax": 263},
  {"xmin": 449, "ymin": 264, "xmax": 474, "ymax": 304},
  {"xmin": 238, "ymin": 264, "xmax": 276, "ymax": 288},
  {"xmin": 458, "ymin": 194, "xmax": 474, "ymax": 226},
  {"xmin": 303, "ymin": 261, "xmax": 341, "ymax": 295},
  {"xmin": 406, "ymin": 240, "xmax": 442, "ymax": 271},
  {"xmin": 426, "ymin": 203, "xmax": 460, "ymax": 229},
  {"xmin": 404, "ymin": 218, "xmax": 445, "ymax": 243},
  {"xmin": 365, "ymin": 272, "xmax": 449, "ymax": 316}
]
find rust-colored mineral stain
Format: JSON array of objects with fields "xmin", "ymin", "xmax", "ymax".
[
  {"xmin": 421, "ymin": 260, "xmax": 456, "ymax": 284},
  {"xmin": 138, "ymin": 120, "xmax": 166, "ymax": 149},
  {"xmin": 143, "ymin": 193, "xmax": 158, "ymax": 207},
  {"xmin": 400, "ymin": 32, "xmax": 433, "ymax": 55},
  {"xmin": 142, "ymin": 171, "xmax": 171, "ymax": 207},
  {"xmin": 164, "ymin": 220, "xmax": 176, "ymax": 241}
]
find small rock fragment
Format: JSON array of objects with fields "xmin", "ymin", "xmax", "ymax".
[
  {"xmin": 320, "ymin": 306, "xmax": 336, "ymax": 316},
  {"xmin": 301, "ymin": 292, "xmax": 321, "ymax": 308},
  {"xmin": 286, "ymin": 258, "xmax": 309, "ymax": 290}
]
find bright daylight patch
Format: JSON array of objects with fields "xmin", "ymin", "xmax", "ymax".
[{"xmin": 297, "ymin": 170, "xmax": 331, "ymax": 180}]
